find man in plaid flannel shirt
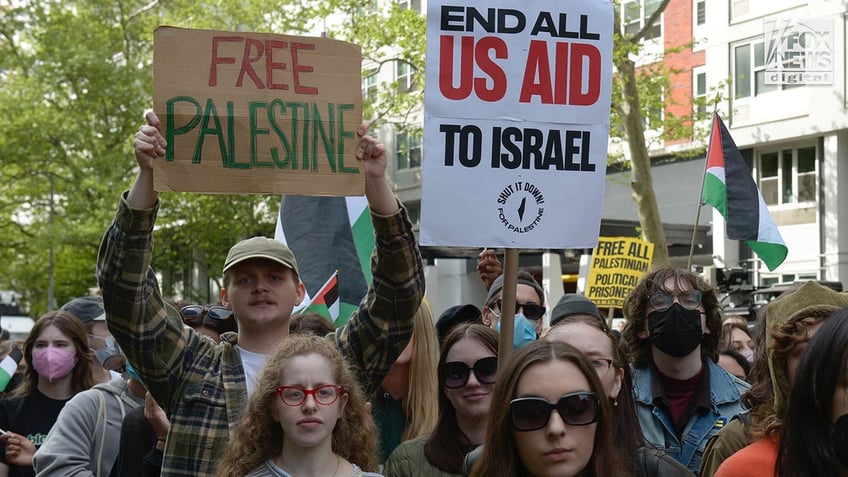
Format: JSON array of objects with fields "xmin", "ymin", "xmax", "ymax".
[{"xmin": 97, "ymin": 111, "xmax": 424, "ymax": 476}]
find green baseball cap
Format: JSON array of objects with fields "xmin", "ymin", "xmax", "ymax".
[{"xmin": 223, "ymin": 237, "xmax": 299, "ymax": 275}]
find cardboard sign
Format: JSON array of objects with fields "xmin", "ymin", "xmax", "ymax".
[
  {"xmin": 585, "ymin": 236, "xmax": 654, "ymax": 308},
  {"xmin": 419, "ymin": 1, "xmax": 614, "ymax": 248},
  {"xmin": 153, "ymin": 27, "xmax": 364, "ymax": 196}
]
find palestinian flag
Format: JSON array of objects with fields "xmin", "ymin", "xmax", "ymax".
[
  {"xmin": 301, "ymin": 271, "xmax": 340, "ymax": 322},
  {"xmin": 702, "ymin": 113, "xmax": 788, "ymax": 271},
  {"xmin": 275, "ymin": 196, "xmax": 374, "ymax": 326},
  {"xmin": 0, "ymin": 346, "xmax": 22, "ymax": 392}
]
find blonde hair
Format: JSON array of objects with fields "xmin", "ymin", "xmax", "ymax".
[
  {"xmin": 215, "ymin": 335, "xmax": 377, "ymax": 476},
  {"xmin": 402, "ymin": 300, "xmax": 440, "ymax": 440}
]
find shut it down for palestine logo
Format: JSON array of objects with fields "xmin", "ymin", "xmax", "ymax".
[{"xmin": 497, "ymin": 181, "xmax": 545, "ymax": 233}]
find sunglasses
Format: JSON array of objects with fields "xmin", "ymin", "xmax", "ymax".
[
  {"xmin": 275, "ymin": 384, "xmax": 345, "ymax": 406},
  {"xmin": 442, "ymin": 356, "xmax": 498, "ymax": 389},
  {"xmin": 491, "ymin": 300, "xmax": 546, "ymax": 321},
  {"xmin": 179, "ymin": 305, "xmax": 233, "ymax": 324},
  {"xmin": 647, "ymin": 290, "xmax": 702, "ymax": 312},
  {"xmin": 509, "ymin": 392, "xmax": 600, "ymax": 432}
]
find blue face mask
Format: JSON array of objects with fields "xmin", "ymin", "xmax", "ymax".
[
  {"xmin": 93, "ymin": 336, "xmax": 125, "ymax": 369},
  {"xmin": 124, "ymin": 361, "xmax": 144, "ymax": 386},
  {"xmin": 496, "ymin": 313, "xmax": 537, "ymax": 350}
]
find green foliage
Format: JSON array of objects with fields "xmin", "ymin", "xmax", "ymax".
[
  {"xmin": 0, "ymin": 0, "xmax": 307, "ymax": 316},
  {"xmin": 307, "ymin": 0, "xmax": 426, "ymax": 130}
]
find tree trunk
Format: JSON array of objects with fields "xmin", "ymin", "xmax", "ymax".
[{"xmin": 620, "ymin": 58, "xmax": 670, "ymax": 267}]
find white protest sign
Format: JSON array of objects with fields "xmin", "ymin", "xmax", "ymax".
[{"xmin": 420, "ymin": 1, "xmax": 614, "ymax": 249}]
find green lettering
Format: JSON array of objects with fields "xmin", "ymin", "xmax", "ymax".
[
  {"xmin": 269, "ymin": 99, "xmax": 293, "ymax": 168},
  {"xmin": 165, "ymin": 96, "xmax": 202, "ymax": 162},
  {"xmin": 311, "ymin": 103, "xmax": 335, "ymax": 172},
  {"xmin": 286, "ymin": 102, "xmax": 306, "ymax": 170},
  {"xmin": 336, "ymin": 103, "xmax": 358, "ymax": 174},
  {"xmin": 249, "ymin": 102, "xmax": 274, "ymax": 168},
  {"xmin": 198, "ymin": 98, "xmax": 236, "ymax": 167}
]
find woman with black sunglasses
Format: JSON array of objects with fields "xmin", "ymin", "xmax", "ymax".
[
  {"xmin": 469, "ymin": 340, "xmax": 627, "ymax": 477},
  {"xmin": 178, "ymin": 304, "xmax": 238, "ymax": 342},
  {"xmin": 385, "ymin": 324, "xmax": 498, "ymax": 477}
]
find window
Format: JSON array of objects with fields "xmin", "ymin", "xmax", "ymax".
[
  {"xmin": 694, "ymin": 70, "xmax": 707, "ymax": 119},
  {"xmin": 362, "ymin": 69, "xmax": 378, "ymax": 102},
  {"xmin": 395, "ymin": 60, "xmax": 414, "ymax": 92},
  {"xmin": 734, "ymin": 40, "xmax": 801, "ymax": 99},
  {"xmin": 396, "ymin": 132, "xmax": 421, "ymax": 170},
  {"xmin": 622, "ymin": 0, "xmax": 662, "ymax": 39},
  {"xmin": 758, "ymin": 146, "xmax": 817, "ymax": 206},
  {"xmin": 397, "ymin": 0, "xmax": 421, "ymax": 13},
  {"xmin": 695, "ymin": 0, "xmax": 705, "ymax": 25}
]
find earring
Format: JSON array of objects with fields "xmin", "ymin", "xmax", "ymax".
[{"xmin": 611, "ymin": 398, "xmax": 618, "ymax": 407}]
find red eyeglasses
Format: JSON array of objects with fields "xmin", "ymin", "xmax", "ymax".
[{"xmin": 275, "ymin": 385, "xmax": 345, "ymax": 406}]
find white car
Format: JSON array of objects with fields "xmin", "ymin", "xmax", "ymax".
[{"xmin": 2, "ymin": 315, "xmax": 35, "ymax": 341}]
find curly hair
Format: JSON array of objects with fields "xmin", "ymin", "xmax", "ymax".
[
  {"xmin": 13, "ymin": 311, "xmax": 95, "ymax": 398},
  {"xmin": 777, "ymin": 307, "xmax": 848, "ymax": 477},
  {"xmin": 621, "ymin": 266, "xmax": 721, "ymax": 368},
  {"xmin": 750, "ymin": 307, "xmax": 833, "ymax": 440},
  {"xmin": 215, "ymin": 335, "xmax": 377, "ymax": 476},
  {"xmin": 469, "ymin": 340, "xmax": 626, "ymax": 477}
]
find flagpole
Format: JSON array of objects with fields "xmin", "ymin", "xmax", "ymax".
[{"xmin": 687, "ymin": 99, "xmax": 721, "ymax": 270}]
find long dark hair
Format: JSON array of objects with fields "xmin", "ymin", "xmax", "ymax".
[
  {"xmin": 423, "ymin": 324, "xmax": 498, "ymax": 473},
  {"xmin": 547, "ymin": 316, "xmax": 644, "ymax": 475},
  {"xmin": 14, "ymin": 311, "xmax": 95, "ymax": 398},
  {"xmin": 776, "ymin": 307, "xmax": 848, "ymax": 477},
  {"xmin": 470, "ymin": 340, "xmax": 626, "ymax": 477}
]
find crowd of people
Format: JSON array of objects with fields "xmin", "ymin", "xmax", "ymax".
[{"xmin": 0, "ymin": 112, "xmax": 846, "ymax": 477}]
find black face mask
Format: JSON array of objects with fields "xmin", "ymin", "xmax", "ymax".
[
  {"xmin": 647, "ymin": 303, "xmax": 704, "ymax": 358},
  {"xmin": 835, "ymin": 414, "xmax": 848, "ymax": 468}
]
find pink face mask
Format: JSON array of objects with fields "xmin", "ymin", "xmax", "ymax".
[{"xmin": 31, "ymin": 347, "xmax": 78, "ymax": 382}]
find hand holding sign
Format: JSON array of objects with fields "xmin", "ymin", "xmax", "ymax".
[{"xmin": 134, "ymin": 111, "xmax": 167, "ymax": 171}]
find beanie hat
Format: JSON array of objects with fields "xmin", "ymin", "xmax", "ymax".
[
  {"xmin": 485, "ymin": 273, "xmax": 545, "ymax": 307},
  {"xmin": 550, "ymin": 294, "xmax": 603, "ymax": 328}
]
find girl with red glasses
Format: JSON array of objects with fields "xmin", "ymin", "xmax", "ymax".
[{"xmin": 216, "ymin": 335, "xmax": 380, "ymax": 477}]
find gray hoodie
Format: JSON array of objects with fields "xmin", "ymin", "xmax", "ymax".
[{"xmin": 32, "ymin": 377, "xmax": 144, "ymax": 477}]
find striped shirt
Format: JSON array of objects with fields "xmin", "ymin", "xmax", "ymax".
[{"xmin": 97, "ymin": 192, "xmax": 424, "ymax": 476}]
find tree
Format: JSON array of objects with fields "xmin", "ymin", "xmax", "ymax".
[
  {"xmin": 611, "ymin": 0, "xmax": 710, "ymax": 267},
  {"xmin": 0, "ymin": 0, "xmax": 307, "ymax": 316}
]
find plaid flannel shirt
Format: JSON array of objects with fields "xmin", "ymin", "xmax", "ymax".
[{"xmin": 97, "ymin": 192, "xmax": 424, "ymax": 476}]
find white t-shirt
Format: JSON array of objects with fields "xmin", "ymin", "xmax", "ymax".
[{"xmin": 237, "ymin": 346, "xmax": 269, "ymax": 396}]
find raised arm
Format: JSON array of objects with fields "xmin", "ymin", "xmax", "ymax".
[{"xmin": 335, "ymin": 122, "xmax": 425, "ymax": 395}]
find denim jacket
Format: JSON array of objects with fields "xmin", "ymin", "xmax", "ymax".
[{"xmin": 632, "ymin": 360, "xmax": 749, "ymax": 474}]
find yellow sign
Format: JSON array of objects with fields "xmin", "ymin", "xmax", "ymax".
[
  {"xmin": 152, "ymin": 26, "xmax": 364, "ymax": 196},
  {"xmin": 586, "ymin": 236, "xmax": 654, "ymax": 308}
]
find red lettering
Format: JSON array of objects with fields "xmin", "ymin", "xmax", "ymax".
[
  {"xmin": 439, "ymin": 35, "xmax": 475, "ymax": 100},
  {"xmin": 291, "ymin": 42, "xmax": 318, "ymax": 95},
  {"xmin": 209, "ymin": 36, "xmax": 243, "ymax": 87},
  {"xmin": 265, "ymin": 40, "xmax": 288, "ymax": 91},
  {"xmin": 569, "ymin": 43, "xmax": 601, "ymax": 106},
  {"xmin": 519, "ymin": 40, "xmax": 553, "ymax": 104},
  {"xmin": 473, "ymin": 37, "xmax": 507, "ymax": 102},
  {"xmin": 236, "ymin": 38, "xmax": 265, "ymax": 88},
  {"xmin": 553, "ymin": 42, "xmax": 569, "ymax": 105},
  {"xmin": 519, "ymin": 41, "xmax": 601, "ymax": 105}
]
